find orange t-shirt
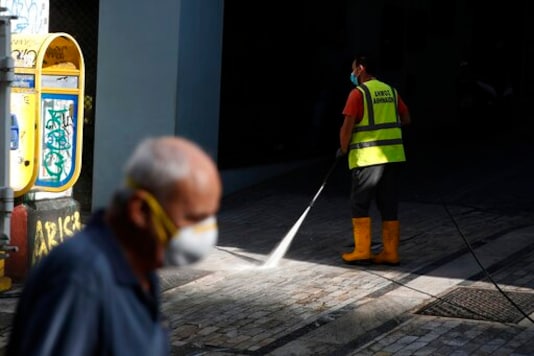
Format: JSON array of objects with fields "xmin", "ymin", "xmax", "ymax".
[{"xmin": 342, "ymin": 87, "xmax": 409, "ymax": 123}]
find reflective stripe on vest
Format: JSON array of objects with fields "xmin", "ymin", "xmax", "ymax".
[{"xmin": 348, "ymin": 80, "xmax": 406, "ymax": 169}]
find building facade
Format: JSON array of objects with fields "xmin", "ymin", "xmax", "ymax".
[{"xmin": 46, "ymin": 0, "xmax": 532, "ymax": 211}]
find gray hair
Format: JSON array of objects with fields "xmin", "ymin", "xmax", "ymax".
[{"xmin": 122, "ymin": 136, "xmax": 190, "ymax": 196}]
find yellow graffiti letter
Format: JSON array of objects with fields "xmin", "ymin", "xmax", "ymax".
[
  {"xmin": 73, "ymin": 211, "xmax": 82, "ymax": 231},
  {"xmin": 45, "ymin": 221, "xmax": 59, "ymax": 251},
  {"xmin": 63, "ymin": 215, "xmax": 73, "ymax": 237},
  {"xmin": 58, "ymin": 217, "xmax": 64, "ymax": 241},
  {"xmin": 34, "ymin": 220, "xmax": 49, "ymax": 262}
]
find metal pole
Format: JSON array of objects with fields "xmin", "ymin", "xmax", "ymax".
[{"xmin": 0, "ymin": 9, "xmax": 17, "ymax": 274}]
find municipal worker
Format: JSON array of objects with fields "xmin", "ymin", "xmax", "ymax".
[
  {"xmin": 337, "ymin": 54, "xmax": 411, "ymax": 265},
  {"xmin": 7, "ymin": 135, "xmax": 222, "ymax": 356}
]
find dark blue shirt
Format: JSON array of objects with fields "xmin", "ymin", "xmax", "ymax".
[{"xmin": 7, "ymin": 210, "xmax": 170, "ymax": 356}]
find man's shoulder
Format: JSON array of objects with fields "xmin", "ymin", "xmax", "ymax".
[
  {"xmin": 363, "ymin": 78, "xmax": 392, "ymax": 87},
  {"xmin": 31, "ymin": 223, "xmax": 114, "ymax": 286},
  {"xmin": 51, "ymin": 229, "xmax": 101, "ymax": 262},
  {"xmin": 350, "ymin": 87, "xmax": 364, "ymax": 98}
]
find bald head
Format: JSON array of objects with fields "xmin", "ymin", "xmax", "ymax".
[
  {"xmin": 124, "ymin": 136, "xmax": 220, "ymax": 196},
  {"xmin": 121, "ymin": 136, "xmax": 221, "ymax": 219}
]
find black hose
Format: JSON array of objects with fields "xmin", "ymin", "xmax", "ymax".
[{"xmin": 443, "ymin": 203, "xmax": 534, "ymax": 324}]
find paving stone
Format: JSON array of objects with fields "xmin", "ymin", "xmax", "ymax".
[{"xmin": 2, "ymin": 143, "xmax": 534, "ymax": 355}]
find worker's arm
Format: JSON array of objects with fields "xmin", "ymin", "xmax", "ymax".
[
  {"xmin": 398, "ymin": 95, "xmax": 411, "ymax": 126},
  {"xmin": 340, "ymin": 115, "xmax": 356, "ymax": 154},
  {"xmin": 400, "ymin": 111, "xmax": 411, "ymax": 126},
  {"xmin": 339, "ymin": 89, "xmax": 363, "ymax": 154}
]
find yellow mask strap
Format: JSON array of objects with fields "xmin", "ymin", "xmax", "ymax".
[
  {"xmin": 126, "ymin": 178, "xmax": 177, "ymax": 245},
  {"xmin": 144, "ymin": 192, "xmax": 178, "ymax": 245}
]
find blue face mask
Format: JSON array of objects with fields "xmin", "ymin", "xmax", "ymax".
[{"xmin": 350, "ymin": 72, "xmax": 358, "ymax": 86}]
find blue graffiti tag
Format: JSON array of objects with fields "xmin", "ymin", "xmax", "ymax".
[{"xmin": 5, "ymin": 0, "xmax": 46, "ymax": 34}]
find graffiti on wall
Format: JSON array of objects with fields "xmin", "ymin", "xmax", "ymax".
[
  {"xmin": 37, "ymin": 94, "xmax": 78, "ymax": 188},
  {"xmin": 12, "ymin": 47, "xmax": 37, "ymax": 68},
  {"xmin": 32, "ymin": 211, "xmax": 82, "ymax": 264},
  {"xmin": 0, "ymin": 0, "xmax": 49, "ymax": 34}
]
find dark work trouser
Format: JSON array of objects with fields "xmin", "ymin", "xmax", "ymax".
[{"xmin": 350, "ymin": 162, "xmax": 403, "ymax": 220}]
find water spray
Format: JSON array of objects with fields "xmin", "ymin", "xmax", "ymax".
[{"xmin": 262, "ymin": 156, "xmax": 341, "ymax": 268}]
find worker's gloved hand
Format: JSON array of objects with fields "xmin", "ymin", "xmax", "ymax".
[{"xmin": 335, "ymin": 148, "xmax": 346, "ymax": 158}]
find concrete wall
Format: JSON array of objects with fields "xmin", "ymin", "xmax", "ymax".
[
  {"xmin": 174, "ymin": 0, "xmax": 223, "ymax": 160},
  {"xmin": 92, "ymin": 0, "xmax": 530, "ymax": 209},
  {"xmin": 93, "ymin": 0, "xmax": 224, "ymax": 209}
]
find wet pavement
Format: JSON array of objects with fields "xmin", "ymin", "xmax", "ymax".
[
  {"xmin": 1, "ymin": 140, "xmax": 534, "ymax": 355},
  {"xmin": 159, "ymin": 140, "xmax": 534, "ymax": 355}
]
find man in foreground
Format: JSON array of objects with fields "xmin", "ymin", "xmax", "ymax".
[{"xmin": 7, "ymin": 135, "xmax": 222, "ymax": 355}]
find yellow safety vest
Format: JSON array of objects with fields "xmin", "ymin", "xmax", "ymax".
[{"xmin": 348, "ymin": 79, "xmax": 406, "ymax": 169}]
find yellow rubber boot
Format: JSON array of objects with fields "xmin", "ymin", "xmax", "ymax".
[
  {"xmin": 341, "ymin": 217, "xmax": 372, "ymax": 264},
  {"xmin": 372, "ymin": 220, "xmax": 400, "ymax": 265}
]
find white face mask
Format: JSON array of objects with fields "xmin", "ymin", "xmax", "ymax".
[
  {"xmin": 132, "ymin": 185, "xmax": 218, "ymax": 267},
  {"xmin": 164, "ymin": 216, "xmax": 218, "ymax": 267}
]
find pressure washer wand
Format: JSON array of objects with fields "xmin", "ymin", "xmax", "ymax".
[
  {"xmin": 262, "ymin": 156, "xmax": 341, "ymax": 268},
  {"xmin": 308, "ymin": 156, "xmax": 341, "ymax": 209}
]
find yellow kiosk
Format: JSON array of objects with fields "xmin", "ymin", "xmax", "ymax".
[
  {"xmin": 4, "ymin": 33, "xmax": 85, "ymax": 287},
  {"xmin": 10, "ymin": 32, "xmax": 85, "ymax": 196}
]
